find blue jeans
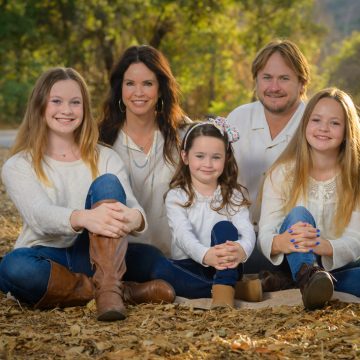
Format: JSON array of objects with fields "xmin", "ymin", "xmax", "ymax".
[
  {"xmin": 151, "ymin": 221, "xmax": 243, "ymax": 298},
  {"xmin": 281, "ymin": 206, "xmax": 360, "ymax": 297},
  {"xmin": 0, "ymin": 174, "xmax": 166, "ymax": 304}
]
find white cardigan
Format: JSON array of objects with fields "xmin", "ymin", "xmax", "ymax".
[
  {"xmin": 258, "ymin": 163, "xmax": 360, "ymax": 271},
  {"xmin": 166, "ymin": 187, "xmax": 256, "ymax": 265}
]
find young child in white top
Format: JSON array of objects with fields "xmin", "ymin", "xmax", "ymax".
[
  {"xmin": 259, "ymin": 88, "xmax": 360, "ymax": 310},
  {"xmin": 0, "ymin": 67, "xmax": 175, "ymax": 322},
  {"xmin": 154, "ymin": 117, "xmax": 255, "ymax": 307}
]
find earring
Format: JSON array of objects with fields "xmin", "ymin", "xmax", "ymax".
[
  {"xmin": 156, "ymin": 98, "xmax": 164, "ymax": 113},
  {"xmin": 118, "ymin": 99, "xmax": 126, "ymax": 113}
]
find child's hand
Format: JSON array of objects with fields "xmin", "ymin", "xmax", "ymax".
[
  {"xmin": 215, "ymin": 241, "xmax": 246, "ymax": 268},
  {"xmin": 203, "ymin": 247, "xmax": 229, "ymax": 270},
  {"xmin": 203, "ymin": 242, "xmax": 246, "ymax": 270}
]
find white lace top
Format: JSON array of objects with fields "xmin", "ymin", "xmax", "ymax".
[{"xmin": 258, "ymin": 163, "xmax": 360, "ymax": 271}]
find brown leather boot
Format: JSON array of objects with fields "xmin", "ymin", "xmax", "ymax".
[
  {"xmin": 89, "ymin": 200, "xmax": 129, "ymax": 322},
  {"xmin": 259, "ymin": 270, "xmax": 295, "ymax": 292},
  {"xmin": 296, "ymin": 263, "xmax": 334, "ymax": 310},
  {"xmin": 35, "ymin": 261, "xmax": 94, "ymax": 309},
  {"xmin": 123, "ymin": 280, "xmax": 176, "ymax": 305},
  {"xmin": 211, "ymin": 284, "xmax": 235, "ymax": 308}
]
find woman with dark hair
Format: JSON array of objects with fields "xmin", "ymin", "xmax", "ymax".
[{"xmin": 99, "ymin": 45, "xmax": 189, "ymax": 282}]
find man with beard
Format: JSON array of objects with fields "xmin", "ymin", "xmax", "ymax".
[
  {"xmin": 227, "ymin": 39, "xmax": 310, "ymax": 229},
  {"xmin": 227, "ymin": 40, "xmax": 310, "ymax": 280}
]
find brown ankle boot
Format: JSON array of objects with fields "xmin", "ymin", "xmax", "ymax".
[
  {"xmin": 89, "ymin": 199, "xmax": 129, "ymax": 322},
  {"xmin": 35, "ymin": 261, "xmax": 94, "ymax": 309},
  {"xmin": 123, "ymin": 280, "xmax": 175, "ymax": 305},
  {"xmin": 296, "ymin": 264, "xmax": 334, "ymax": 310},
  {"xmin": 259, "ymin": 270, "xmax": 295, "ymax": 292},
  {"xmin": 211, "ymin": 284, "xmax": 235, "ymax": 308},
  {"xmin": 235, "ymin": 275, "xmax": 263, "ymax": 302}
]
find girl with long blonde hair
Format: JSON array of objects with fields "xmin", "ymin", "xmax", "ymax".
[
  {"xmin": 259, "ymin": 87, "xmax": 360, "ymax": 310},
  {"xmin": 0, "ymin": 67, "xmax": 174, "ymax": 322}
]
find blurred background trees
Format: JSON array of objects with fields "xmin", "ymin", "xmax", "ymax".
[{"xmin": 0, "ymin": 0, "xmax": 359, "ymax": 126}]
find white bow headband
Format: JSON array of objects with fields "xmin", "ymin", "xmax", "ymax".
[{"xmin": 183, "ymin": 116, "xmax": 240, "ymax": 150}]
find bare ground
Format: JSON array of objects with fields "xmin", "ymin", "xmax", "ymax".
[{"xmin": 0, "ymin": 148, "xmax": 359, "ymax": 360}]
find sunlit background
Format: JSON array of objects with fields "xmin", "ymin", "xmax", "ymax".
[{"xmin": 0, "ymin": 0, "xmax": 359, "ymax": 127}]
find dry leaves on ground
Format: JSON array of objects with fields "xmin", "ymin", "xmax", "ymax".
[{"xmin": 0, "ymin": 147, "xmax": 359, "ymax": 359}]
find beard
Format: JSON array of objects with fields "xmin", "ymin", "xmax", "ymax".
[{"xmin": 260, "ymin": 94, "xmax": 299, "ymax": 115}]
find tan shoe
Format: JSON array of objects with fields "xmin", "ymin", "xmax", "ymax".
[
  {"xmin": 211, "ymin": 284, "xmax": 235, "ymax": 308},
  {"xmin": 235, "ymin": 274, "xmax": 263, "ymax": 302}
]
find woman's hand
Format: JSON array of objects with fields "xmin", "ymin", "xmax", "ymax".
[{"xmin": 70, "ymin": 202, "xmax": 144, "ymax": 238}]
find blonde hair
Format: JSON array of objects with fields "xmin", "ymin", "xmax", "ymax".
[
  {"xmin": 252, "ymin": 39, "xmax": 310, "ymax": 99},
  {"xmin": 269, "ymin": 87, "xmax": 360, "ymax": 236},
  {"xmin": 11, "ymin": 67, "xmax": 99, "ymax": 184}
]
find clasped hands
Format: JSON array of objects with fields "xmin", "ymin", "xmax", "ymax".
[
  {"xmin": 71, "ymin": 202, "xmax": 143, "ymax": 238},
  {"xmin": 203, "ymin": 241, "xmax": 246, "ymax": 270},
  {"xmin": 272, "ymin": 221, "xmax": 333, "ymax": 257}
]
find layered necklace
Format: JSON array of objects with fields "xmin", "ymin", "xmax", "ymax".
[{"xmin": 124, "ymin": 129, "xmax": 158, "ymax": 200}]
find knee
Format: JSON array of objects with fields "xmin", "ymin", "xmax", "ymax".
[
  {"xmin": 0, "ymin": 249, "xmax": 39, "ymax": 284},
  {"xmin": 211, "ymin": 221, "xmax": 237, "ymax": 244},
  {"xmin": 286, "ymin": 206, "xmax": 315, "ymax": 226},
  {"xmin": 95, "ymin": 173, "xmax": 120, "ymax": 186},
  {"xmin": 89, "ymin": 173, "xmax": 126, "ymax": 204},
  {"xmin": 92, "ymin": 174, "xmax": 123, "ymax": 192}
]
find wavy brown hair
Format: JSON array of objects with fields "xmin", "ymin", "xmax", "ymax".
[
  {"xmin": 98, "ymin": 45, "xmax": 186, "ymax": 165},
  {"xmin": 166, "ymin": 122, "xmax": 250, "ymax": 213},
  {"xmin": 268, "ymin": 87, "xmax": 360, "ymax": 236},
  {"xmin": 10, "ymin": 67, "xmax": 99, "ymax": 184}
]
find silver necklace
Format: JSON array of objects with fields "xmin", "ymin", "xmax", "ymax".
[
  {"xmin": 47, "ymin": 145, "xmax": 79, "ymax": 160},
  {"xmin": 125, "ymin": 131, "xmax": 157, "ymax": 198}
]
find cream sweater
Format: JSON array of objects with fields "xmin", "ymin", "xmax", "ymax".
[{"xmin": 1, "ymin": 145, "xmax": 146, "ymax": 249}]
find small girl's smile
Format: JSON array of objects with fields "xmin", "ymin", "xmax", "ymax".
[{"xmin": 182, "ymin": 136, "xmax": 226, "ymax": 194}]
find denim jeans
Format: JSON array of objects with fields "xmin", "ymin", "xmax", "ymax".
[
  {"xmin": 0, "ymin": 174, "xmax": 166, "ymax": 304},
  {"xmin": 281, "ymin": 206, "xmax": 360, "ymax": 297},
  {"xmin": 151, "ymin": 221, "xmax": 243, "ymax": 298}
]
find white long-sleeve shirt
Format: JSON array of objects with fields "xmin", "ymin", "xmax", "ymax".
[
  {"xmin": 166, "ymin": 187, "xmax": 256, "ymax": 264},
  {"xmin": 226, "ymin": 101, "xmax": 305, "ymax": 226},
  {"xmin": 1, "ymin": 145, "xmax": 147, "ymax": 249},
  {"xmin": 258, "ymin": 163, "xmax": 360, "ymax": 271}
]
